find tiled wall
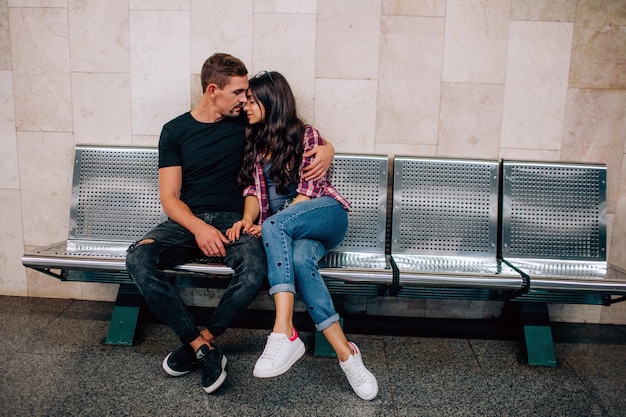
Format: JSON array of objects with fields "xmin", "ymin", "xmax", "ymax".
[{"xmin": 2, "ymin": 0, "xmax": 626, "ymax": 324}]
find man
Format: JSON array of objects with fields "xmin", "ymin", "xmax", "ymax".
[{"xmin": 125, "ymin": 53, "xmax": 333, "ymax": 394}]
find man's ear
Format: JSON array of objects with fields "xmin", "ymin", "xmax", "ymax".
[{"xmin": 206, "ymin": 83, "xmax": 218, "ymax": 97}]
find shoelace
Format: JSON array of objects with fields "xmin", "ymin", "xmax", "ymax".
[
  {"xmin": 343, "ymin": 357, "xmax": 368, "ymax": 385},
  {"xmin": 259, "ymin": 334, "xmax": 284, "ymax": 362}
]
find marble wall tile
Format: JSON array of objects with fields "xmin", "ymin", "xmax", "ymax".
[
  {"xmin": 363, "ymin": 296, "xmax": 428, "ymax": 318},
  {"xmin": 0, "ymin": 71, "xmax": 19, "ymax": 189},
  {"xmin": 26, "ymin": 267, "xmax": 82, "ymax": 299},
  {"xmin": 561, "ymin": 88, "xmax": 626, "ymax": 213},
  {"xmin": 0, "ymin": 0, "xmax": 10, "ymax": 70},
  {"xmin": 190, "ymin": 73, "xmax": 202, "ymax": 109},
  {"xmin": 600, "ymin": 300, "xmax": 626, "ymax": 324},
  {"xmin": 511, "ymin": 0, "xmax": 577, "ymax": 22},
  {"xmin": 570, "ymin": 0, "xmax": 626, "ymax": 89},
  {"xmin": 71, "ymin": 72, "xmax": 132, "ymax": 145},
  {"xmin": 130, "ymin": 10, "xmax": 190, "ymax": 136},
  {"xmin": 254, "ymin": 0, "xmax": 316, "ymax": 14},
  {"xmin": 610, "ymin": 153, "xmax": 626, "ymax": 268},
  {"xmin": 383, "ymin": 0, "xmax": 446, "ymax": 16},
  {"xmin": 68, "ymin": 0, "xmax": 129, "ymax": 73},
  {"xmin": 10, "ymin": 7, "xmax": 73, "ymax": 132},
  {"xmin": 548, "ymin": 303, "xmax": 602, "ymax": 324},
  {"xmin": 129, "ymin": 0, "xmax": 189, "ymax": 10},
  {"xmin": 131, "ymin": 135, "xmax": 159, "ymax": 147},
  {"xmin": 424, "ymin": 299, "xmax": 504, "ymax": 320},
  {"xmin": 500, "ymin": 21, "xmax": 573, "ymax": 150},
  {"xmin": 314, "ymin": 78, "xmax": 378, "ymax": 153},
  {"xmin": 18, "ymin": 131, "xmax": 74, "ymax": 245},
  {"xmin": 437, "ymin": 83, "xmax": 504, "ymax": 159},
  {"xmin": 374, "ymin": 143, "xmax": 437, "ymax": 158},
  {"xmin": 316, "ymin": 0, "xmax": 381, "ymax": 80},
  {"xmin": 377, "ymin": 16, "xmax": 444, "ymax": 145},
  {"xmin": 79, "ymin": 282, "xmax": 118, "ymax": 302},
  {"xmin": 0, "ymin": 190, "xmax": 27, "ymax": 296},
  {"xmin": 442, "ymin": 0, "xmax": 511, "ymax": 84},
  {"xmin": 499, "ymin": 148, "xmax": 561, "ymax": 161},
  {"xmin": 190, "ymin": 0, "xmax": 253, "ymax": 77},
  {"xmin": 252, "ymin": 12, "xmax": 316, "ymax": 122},
  {"xmin": 8, "ymin": 0, "xmax": 67, "ymax": 6}
]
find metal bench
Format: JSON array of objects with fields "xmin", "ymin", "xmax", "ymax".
[
  {"xmin": 389, "ymin": 157, "xmax": 525, "ymax": 298},
  {"xmin": 319, "ymin": 154, "xmax": 394, "ymax": 296},
  {"xmin": 501, "ymin": 160, "xmax": 626, "ymax": 366},
  {"xmin": 22, "ymin": 146, "xmax": 392, "ymax": 346},
  {"xmin": 22, "ymin": 147, "xmax": 626, "ymax": 365}
]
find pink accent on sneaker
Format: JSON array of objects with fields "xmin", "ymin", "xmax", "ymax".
[{"xmin": 288, "ymin": 327, "xmax": 299, "ymax": 342}]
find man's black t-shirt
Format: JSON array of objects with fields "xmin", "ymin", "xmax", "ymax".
[{"xmin": 159, "ymin": 112, "xmax": 247, "ymax": 215}]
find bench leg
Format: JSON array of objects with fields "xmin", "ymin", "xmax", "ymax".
[
  {"xmin": 517, "ymin": 302, "xmax": 557, "ymax": 367},
  {"xmin": 314, "ymin": 317, "xmax": 344, "ymax": 358},
  {"xmin": 105, "ymin": 283, "xmax": 143, "ymax": 346}
]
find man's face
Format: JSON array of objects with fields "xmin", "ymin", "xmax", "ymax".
[{"xmin": 214, "ymin": 75, "xmax": 249, "ymax": 118}]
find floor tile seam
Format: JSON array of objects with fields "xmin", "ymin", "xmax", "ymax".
[
  {"xmin": 380, "ymin": 335, "xmax": 400, "ymax": 413},
  {"xmin": 466, "ymin": 339, "xmax": 483, "ymax": 370},
  {"xmin": 559, "ymin": 356, "xmax": 613, "ymax": 416},
  {"xmin": 42, "ymin": 299, "xmax": 77, "ymax": 331}
]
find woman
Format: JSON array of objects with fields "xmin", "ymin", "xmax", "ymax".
[{"xmin": 226, "ymin": 71, "xmax": 378, "ymax": 401}]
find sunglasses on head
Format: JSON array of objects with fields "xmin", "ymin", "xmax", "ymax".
[{"xmin": 252, "ymin": 71, "xmax": 274, "ymax": 83}]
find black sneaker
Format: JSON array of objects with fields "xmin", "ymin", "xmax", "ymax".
[
  {"xmin": 196, "ymin": 345, "xmax": 227, "ymax": 394},
  {"xmin": 162, "ymin": 344, "xmax": 199, "ymax": 377}
]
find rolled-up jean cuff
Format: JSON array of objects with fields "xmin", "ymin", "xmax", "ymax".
[
  {"xmin": 206, "ymin": 324, "xmax": 226, "ymax": 338},
  {"xmin": 269, "ymin": 283, "xmax": 296, "ymax": 296},
  {"xmin": 315, "ymin": 313, "xmax": 340, "ymax": 332}
]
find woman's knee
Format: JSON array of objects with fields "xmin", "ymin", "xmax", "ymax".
[{"xmin": 293, "ymin": 240, "xmax": 324, "ymax": 271}]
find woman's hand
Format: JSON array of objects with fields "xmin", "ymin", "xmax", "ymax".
[
  {"xmin": 246, "ymin": 224, "xmax": 262, "ymax": 238},
  {"xmin": 226, "ymin": 219, "xmax": 261, "ymax": 241}
]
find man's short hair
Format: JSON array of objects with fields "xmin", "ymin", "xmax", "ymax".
[{"xmin": 201, "ymin": 53, "xmax": 248, "ymax": 92}]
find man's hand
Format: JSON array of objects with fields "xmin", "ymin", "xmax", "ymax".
[
  {"xmin": 194, "ymin": 222, "xmax": 230, "ymax": 257},
  {"xmin": 302, "ymin": 141, "xmax": 335, "ymax": 180}
]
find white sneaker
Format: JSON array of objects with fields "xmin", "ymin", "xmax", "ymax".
[
  {"xmin": 339, "ymin": 342, "xmax": 378, "ymax": 401},
  {"xmin": 253, "ymin": 330, "xmax": 306, "ymax": 378}
]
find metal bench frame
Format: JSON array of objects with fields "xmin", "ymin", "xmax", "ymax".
[
  {"xmin": 22, "ymin": 147, "xmax": 626, "ymax": 366},
  {"xmin": 390, "ymin": 157, "xmax": 526, "ymax": 296},
  {"xmin": 502, "ymin": 160, "xmax": 626, "ymax": 365},
  {"xmin": 22, "ymin": 146, "xmax": 393, "ymax": 346}
]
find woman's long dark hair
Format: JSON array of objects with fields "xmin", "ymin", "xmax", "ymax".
[{"xmin": 238, "ymin": 71, "xmax": 304, "ymax": 194}]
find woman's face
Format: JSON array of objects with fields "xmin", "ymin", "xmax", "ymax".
[{"xmin": 244, "ymin": 90, "xmax": 265, "ymax": 125}]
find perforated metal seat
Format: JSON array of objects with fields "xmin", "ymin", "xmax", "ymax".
[
  {"xmin": 22, "ymin": 146, "xmax": 234, "ymax": 280},
  {"xmin": 502, "ymin": 161, "xmax": 626, "ymax": 294},
  {"xmin": 390, "ymin": 157, "xmax": 524, "ymax": 291},
  {"xmin": 318, "ymin": 155, "xmax": 394, "ymax": 290}
]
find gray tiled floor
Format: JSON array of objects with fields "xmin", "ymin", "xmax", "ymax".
[{"xmin": 1, "ymin": 295, "xmax": 625, "ymax": 417}]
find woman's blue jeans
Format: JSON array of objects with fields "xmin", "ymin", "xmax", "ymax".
[
  {"xmin": 261, "ymin": 197, "xmax": 348, "ymax": 331},
  {"xmin": 125, "ymin": 212, "xmax": 267, "ymax": 345}
]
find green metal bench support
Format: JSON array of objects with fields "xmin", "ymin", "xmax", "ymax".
[
  {"xmin": 105, "ymin": 283, "xmax": 143, "ymax": 346},
  {"xmin": 314, "ymin": 317, "xmax": 344, "ymax": 358},
  {"xmin": 517, "ymin": 302, "xmax": 557, "ymax": 367}
]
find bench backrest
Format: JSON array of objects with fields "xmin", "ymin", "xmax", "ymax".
[
  {"xmin": 69, "ymin": 147, "xmax": 389, "ymax": 254},
  {"xmin": 391, "ymin": 157, "xmax": 499, "ymax": 257},
  {"xmin": 69, "ymin": 146, "xmax": 164, "ymax": 242},
  {"xmin": 326, "ymin": 154, "xmax": 390, "ymax": 254},
  {"xmin": 502, "ymin": 161, "xmax": 607, "ymax": 262}
]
